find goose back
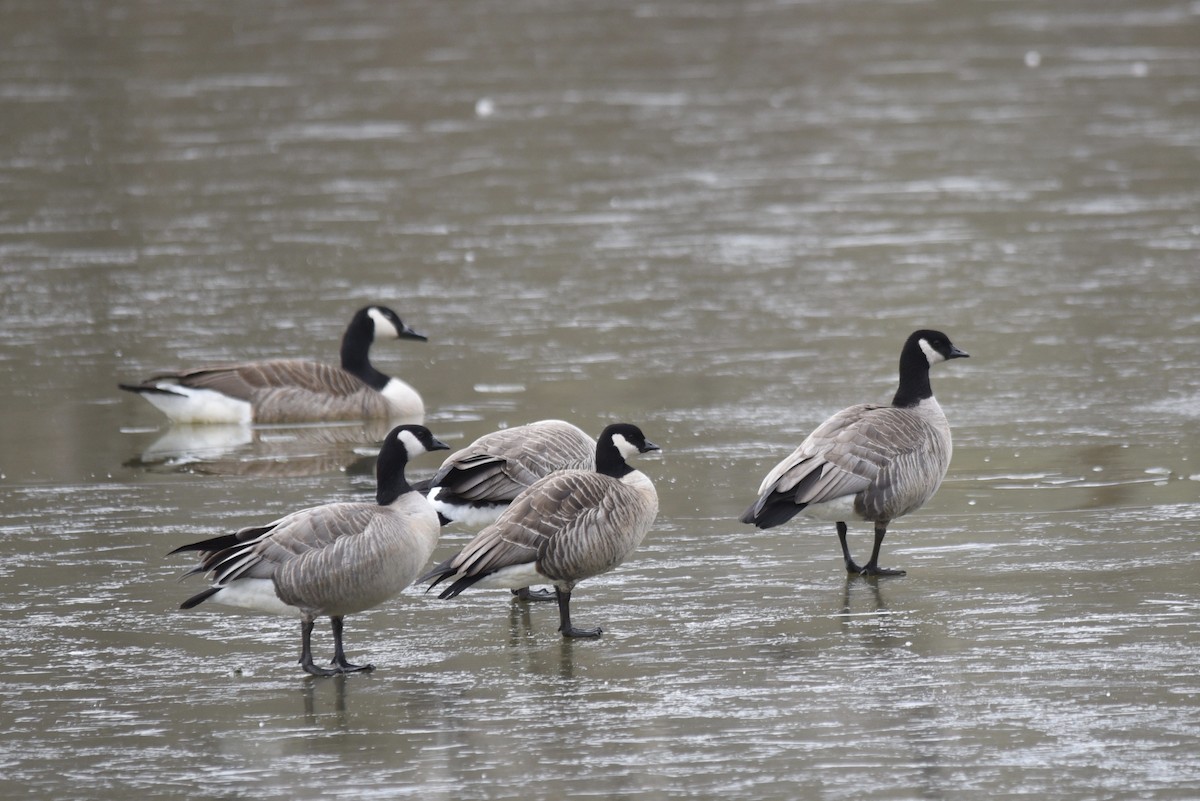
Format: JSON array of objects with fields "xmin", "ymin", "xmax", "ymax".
[
  {"xmin": 422, "ymin": 423, "xmax": 660, "ymax": 597},
  {"xmin": 540, "ymin": 469, "xmax": 658, "ymax": 583},
  {"xmin": 428, "ymin": 420, "xmax": 595, "ymax": 505},
  {"xmin": 149, "ymin": 360, "xmax": 413, "ymax": 423}
]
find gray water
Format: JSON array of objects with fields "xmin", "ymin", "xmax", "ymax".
[{"xmin": 1, "ymin": 0, "xmax": 1198, "ymax": 799}]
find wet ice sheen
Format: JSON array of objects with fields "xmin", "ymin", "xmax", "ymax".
[{"xmin": 1, "ymin": 0, "xmax": 1198, "ymax": 799}]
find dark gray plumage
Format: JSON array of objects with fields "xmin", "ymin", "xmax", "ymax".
[
  {"xmin": 171, "ymin": 424, "xmax": 449, "ymax": 676},
  {"xmin": 120, "ymin": 305, "xmax": 426, "ymax": 424},
  {"xmin": 418, "ymin": 419, "xmax": 596, "ymax": 528},
  {"xmin": 740, "ymin": 329, "xmax": 968, "ymax": 576},
  {"xmin": 420, "ymin": 423, "xmax": 660, "ymax": 638}
]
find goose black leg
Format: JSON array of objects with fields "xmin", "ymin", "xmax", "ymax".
[
  {"xmin": 329, "ymin": 616, "xmax": 374, "ymax": 674},
  {"xmin": 859, "ymin": 524, "xmax": 906, "ymax": 577},
  {"xmin": 837, "ymin": 522, "xmax": 863, "ymax": 574},
  {"xmin": 556, "ymin": 587, "xmax": 602, "ymax": 638},
  {"xmin": 299, "ymin": 617, "xmax": 340, "ymax": 677},
  {"xmin": 513, "ymin": 587, "xmax": 555, "ymax": 602}
]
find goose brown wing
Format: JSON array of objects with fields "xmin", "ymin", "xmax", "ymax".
[
  {"xmin": 537, "ymin": 473, "xmax": 654, "ymax": 582},
  {"xmin": 159, "ymin": 360, "xmax": 366, "ymax": 399},
  {"xmin": 755, "ymin": 403, "xmax": 935, "ymax": 504},
  {"xmin": 445, "ymin": 471, "xmax": 596, "ymax": 575},
  {"xmin": 431, "ymin": 422, "xmax": 594, "ymax": 503},
  {"xmin": 194, "ymin": 503, "xmax": 379, "ymax": 586},
  {"xmin": 429, "ymin": 452, "xmax": 529, "ymax": 503},
  {"xmin": 424, "ymin": 469, "xmax": 634, "ymax": 594}
]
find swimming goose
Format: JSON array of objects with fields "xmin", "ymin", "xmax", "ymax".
[
  {"xmin": 120, "ymin": 305, "xmax": 427, "ymax": 424},
  {"xmin": 740, "ymin": 329, "xmax": 968, "ymax": 577},
  {"xmin": 416, "ymin": 420, "xmax": 595, "ymax": 528},
  {"xmin": 420, "ymin": 423, "xmax": 660, "ymax": 638},
  {"xmin": 170, "ymin": 424, "xmax": 449, "ymax": 676}
]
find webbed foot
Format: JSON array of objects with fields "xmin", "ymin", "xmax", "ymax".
[
  {"xmin": 560, "ymin": 624, "xmax": 603, "ymax": 638},
  {"xmin": 858, "ymin": 564, "xmax": 906, "ymax": 578},
  {"xmin": 513, "ymin": 587, "xmax": 556, "ymax": 602},
  {"xmin": 331, "ymin": 657, "xmax": 375, "ymax": 674}
]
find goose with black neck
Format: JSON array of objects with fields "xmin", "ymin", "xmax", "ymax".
[{"xmin": 740, "ymin": 329, "xmax": 969, "ymax": 577}]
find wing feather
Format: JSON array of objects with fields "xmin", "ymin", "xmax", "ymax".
[
  {"xmin": 155, "ymin": 360, "xmax": 366, "ymax": 398},
  {"xmin": 189, "ymin": 503, "xmax": 380, "ymax": 586},
  {"xmin": 746, "ymin": 404, "xmax": 945, "ymax": 524},
  {"xmin": 421, "ymin": 468, "xmax": 657, "ymax": 595},
  {"xmin": 430, "ymin": 421, "xmax": 594, "ymax": 504}
]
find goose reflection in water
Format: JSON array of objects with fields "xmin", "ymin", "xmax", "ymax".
[{"xmin": 124, "ymin": 418, "xmax": 406, "ymax": 478}]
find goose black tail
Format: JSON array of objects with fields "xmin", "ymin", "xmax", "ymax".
[
  {"xmin": 168, "ymin": 532, "xmax": 243, "ymax": 556},
  {"xmin": 180, "ymin": 586, "xmax": 220, "ymax": 610},
  {"xmin": 118, "ymin": 383, "xmax": 185, "ymax": 397},
  {"xmin": 418, "ymin": 560, "xmax": 491, "ymax": 599},
  {"xmin": 739, "ymin": 499, "xmax": 804, "ymax": 530}
]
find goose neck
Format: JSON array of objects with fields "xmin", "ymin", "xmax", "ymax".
[
  {"xmin": 891, "ymin": 345, "xmax": 934, "ymax": 408},
  {"xmin": 341, "ymin": 317, "xmax": 389, "ymax": 390}
]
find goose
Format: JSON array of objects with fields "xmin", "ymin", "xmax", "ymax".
[
  {"xmin": 420, "ymin": 423, "xmax": 660, "ymax": 638},
  {"xmin": 170, "ymin": 424, "xmax": 450, "ymax": 676},
  {"xmin": 120, "ymin": 305, "xmax": 427, "ymax": 424},
  {"xmin": 415, "ymin": 419, "xmax": 596, "ymax": 528},
  {"xmin": 413, "ymin": 419, "xmax": 596, "ymax": 601},
  {"xmin": 739, "ymin": 329, "xmax": 968, "ymax": 577}
]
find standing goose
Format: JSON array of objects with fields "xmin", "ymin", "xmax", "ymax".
[
  {"xmin": 420, "ymin": 423, "xmax": 660, "ymax": 638},
  {"xmin": 740, "ymin": 329, "xmax": 968, "ymax": 576},
  {"xmin": 120, "ymin": 305, "xmax": 427, "ymax": 424},
  {"xmin": 416, "ymin": 420, "xmax": 596, "ymax": 528},
  {"xmin": 170, "ymin": 424, "xmax": 449, "ymax": 676},
  {"xmin": 413, "ymin": 419, "xmax": 596, "ymax": 602}
]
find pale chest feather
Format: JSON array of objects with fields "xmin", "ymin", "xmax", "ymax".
[{"xmin": 379, "ymin": 378, "xmax": 424, "ymax": 420}]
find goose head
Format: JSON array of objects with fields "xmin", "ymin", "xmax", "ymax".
[
  {"xmin": 377, "ymin": 424, "xmax": 451, "ymax": 504},
  {"xmin": 595, "ymin": 423, "xmax": 660, "ymax": 478},
  {"xmin": 910, "ymin": 329, "xmax": 969, "ymax": 366},
  {"xmin": 366, "ymin": 306, "xmax": 427, "ymax": 343}
]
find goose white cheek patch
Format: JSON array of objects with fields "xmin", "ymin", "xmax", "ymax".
[
  {"xmin": 919, "ymin": 338, "xmax": 946, "ymax": 365},
  {"xmin": 368, "ymin": 307, "xmax": 401, "ymax": 340},
  {"xmin": 397, "ymin": 429, "xmax": 426, "ymax": 456},
  {"xmin": 611, "ymin": 433, "xmax": 640, "ymax": 461}
]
